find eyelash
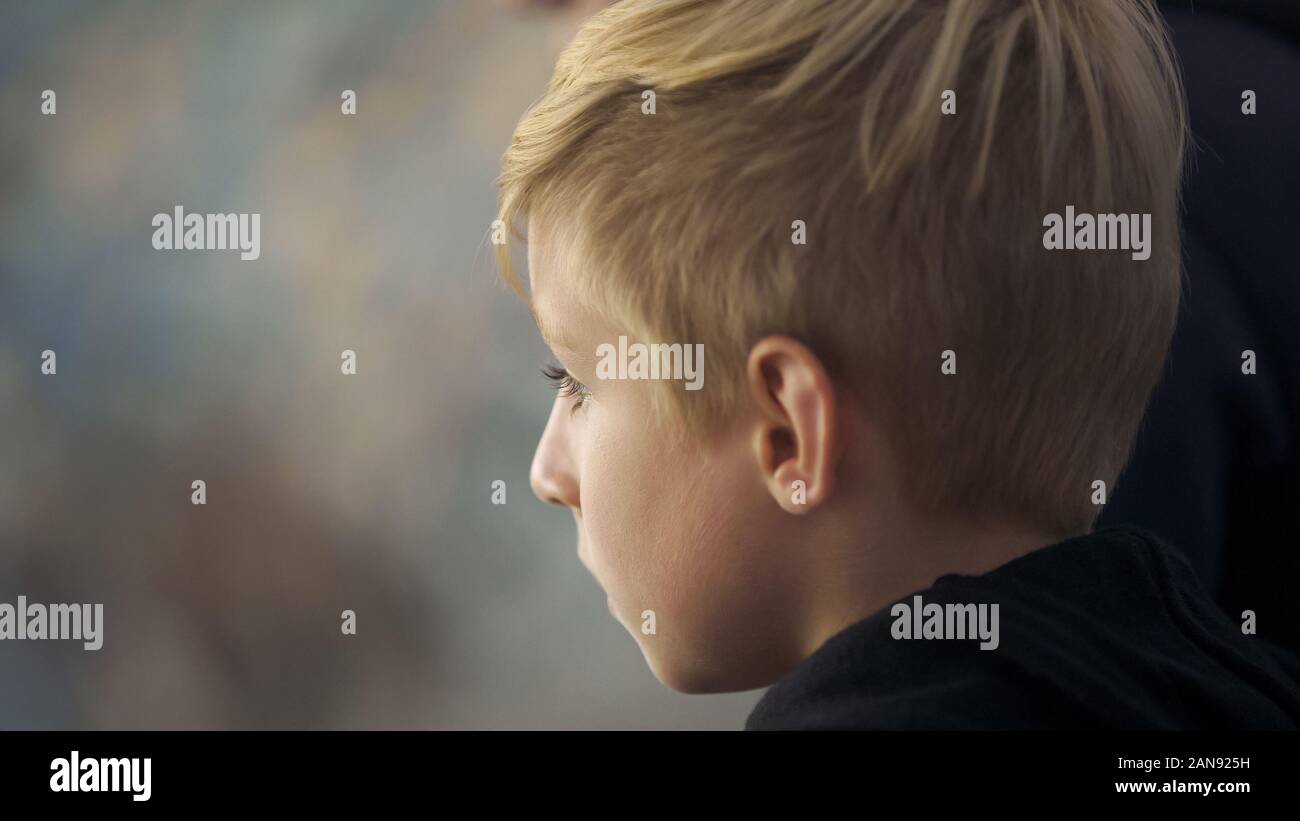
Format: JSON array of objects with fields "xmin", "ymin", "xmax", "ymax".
[{"xmin": 542, "ymin": 363, "xmax": 591, "ymax": 413}]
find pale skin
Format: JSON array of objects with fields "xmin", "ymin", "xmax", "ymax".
[{"xmin": 526, "ymin": 216, "xmax": 1075, "ymax": 694}]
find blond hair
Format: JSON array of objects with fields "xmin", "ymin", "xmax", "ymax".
[{"xmin": 497, "ymin": 0, "xmax": 1187, "ymax": 535}]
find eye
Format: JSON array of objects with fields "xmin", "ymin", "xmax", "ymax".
[{"xmin": 542, "ymin": 363, "xmax": 592, "ymax": 413}]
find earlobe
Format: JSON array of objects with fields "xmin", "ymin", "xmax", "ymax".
[{"xmin": 745, "ymin": 336, "xmax": 840, "ymax": 515}]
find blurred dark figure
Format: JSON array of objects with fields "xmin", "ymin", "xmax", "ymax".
[{"xmin": 1101, "ymin": 1, "xmax": 1300, "ymax": 661}]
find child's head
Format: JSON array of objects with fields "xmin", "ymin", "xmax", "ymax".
[{"xmin": 498, "ymin": 0, "xmax": 1186, "ymax": 692}]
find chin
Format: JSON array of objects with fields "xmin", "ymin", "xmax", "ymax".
[{"xmin": 639, "ymin": 641, "xmax": 783, "ymax": 695}]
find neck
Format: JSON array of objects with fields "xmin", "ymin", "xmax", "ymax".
[{"xmin": 795, "ymin": 511, "xmax": 1078, "ymax": 659}]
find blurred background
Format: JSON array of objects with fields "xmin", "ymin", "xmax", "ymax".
[{"xmin": 0, "ymin": 0, "xmax": 760, "ymax": 728}]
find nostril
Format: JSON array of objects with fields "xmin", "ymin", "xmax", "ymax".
[
  {"xmin": 531, "ymin": 461, "xmax": 578, "ymax": 509},
  {"xmin": 530, "ymin": 464, "xmax": 564, "ymax": 507},
  {"xmin": 531, "ymin": 407, "xmax": 580, "ymax": 508}
]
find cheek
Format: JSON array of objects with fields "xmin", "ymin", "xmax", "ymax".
[
  {"xmin": 577, "ymin": 404, "xmax": 674, "ymax": 597},
  {"xmin": 578, "ymin": 401, "xmax": 768, "ymax": 623}
]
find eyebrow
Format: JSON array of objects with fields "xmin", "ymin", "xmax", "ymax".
[
  {"xmin": 529, "ymin": 302, "xmax": 560, "ymax": 348},
  {"xmin": 529, "ymin": 301, "xmax": 595, "ymax": 365}
]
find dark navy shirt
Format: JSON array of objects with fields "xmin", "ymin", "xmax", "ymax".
[{"xmin": 747, "ymin": 528, "xmax": 1300, "ymax": 730}]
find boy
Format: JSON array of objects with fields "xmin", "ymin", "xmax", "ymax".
[{"xmin": 495, "ymin": 0, "xmax": 1300, "ymax": 728}]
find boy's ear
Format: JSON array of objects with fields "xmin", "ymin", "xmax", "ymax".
[{"xmin": 745, "ymin": 336, "xmax": 840, "ymax": 514}]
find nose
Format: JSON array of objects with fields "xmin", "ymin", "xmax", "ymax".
[{"xmin": 530, "ymin": 395, "xmax": 581, "ymax": 509}]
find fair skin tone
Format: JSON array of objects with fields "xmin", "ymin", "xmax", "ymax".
[{"xmin": 526, "ymin": 216, "xmax": 1074, "ymax": 694}]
